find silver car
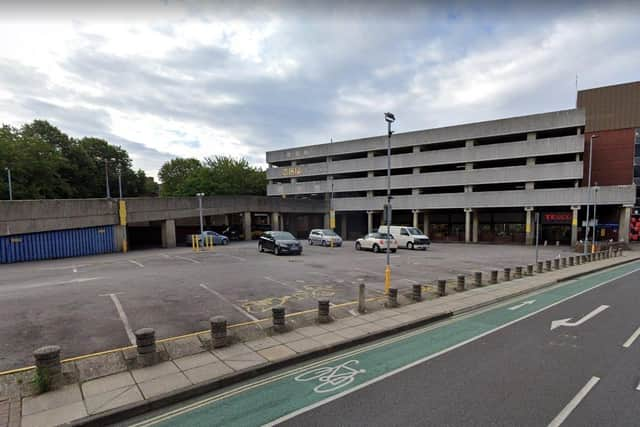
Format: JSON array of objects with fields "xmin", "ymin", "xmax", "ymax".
[{"xmin": 308, "ymin": 229, "xmax": 343, "ymax": 247}]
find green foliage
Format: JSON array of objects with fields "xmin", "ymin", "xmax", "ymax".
[
  {"xmin": 0, "ymin": 120, "xmax": 158, "ymax": 199},
  {"xmin": 32, "ymin": 367, "xmax": 50, "ymax": 394},
  {"xmin": 158, "ymin": 155, "xmax": 266, "ymax": 196}
]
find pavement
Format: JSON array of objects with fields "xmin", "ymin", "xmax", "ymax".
[
  {"xmin": 0, "ymin": 241, "xmax": 576, "ymax": 371},
  {"xmin": 0, "ymin": 247, "xmax": 633, "ymax": 427}
]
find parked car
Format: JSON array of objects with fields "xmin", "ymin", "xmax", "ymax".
[
  {"xmin": 222, "ymin": 225, "xmax": 242, "ymax": 241},
  {"xmin": 377, "ymin": 225, "xmax": 430, "ymax": 250},
  {"xmin": 258, "ymin": 231, "xmax": 302, "ymax": 255},
  {"xmin": 186, "ymin": 231, "xmax": 229, "ymax": 246},
  {"xmin": 355, "ymin": 232, "xmax": 398, "ymax": 253},
  {"xmin": 308, "ymin": 229, "xmax": 343, "ymax": 247}
]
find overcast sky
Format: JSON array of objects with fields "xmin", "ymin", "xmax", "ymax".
[{"xmin": 1, "ymin": 0, "xmax": 638, "ymax": 179}]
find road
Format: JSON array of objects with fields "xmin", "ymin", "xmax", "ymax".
[
  {"xmin": 125, "ymin": 259, "xmax": 640, "ymax": 427},
  {"xmin": 0, "ymin": 242, "xmax": 573, "ymax": 371}
]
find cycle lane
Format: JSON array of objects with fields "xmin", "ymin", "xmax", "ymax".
[{"xmin": 129, "ymin": 260, "xmax": 640, "ymax": 427}]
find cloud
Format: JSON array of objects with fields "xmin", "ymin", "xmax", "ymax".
[{"xmin": 0, "ymin": 1, "xmax": 638, "ymax": 180}]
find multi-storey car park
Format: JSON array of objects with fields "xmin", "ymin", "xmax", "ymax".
[{"xmin": 267, "ymin": 81, "xmax": 640, "ymax": 246}]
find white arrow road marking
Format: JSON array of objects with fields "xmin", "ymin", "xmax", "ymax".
[
  {"xmin": 548, "ymin": 376, "xmax": 600, "ymax": 427},
  {"xmin": 508, "ymin": 300, "xmax": 536, "ymax": 310},
  {"xmin": 622, "ymin": 325, "xmax": 640, "ymax": 348},
  {"xmin": 550, "ymin": 305, "xmax": 610, "ymax": 331},
  {"xmin": 129, "ymin": 260, "xmax": 144, "ymax": 268}
]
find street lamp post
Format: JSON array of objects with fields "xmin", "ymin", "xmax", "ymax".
[
  {"xmin": 583, "ymin": 134, "xmax": 598, "ymax": 254},
  {"xmin": 104, "ymin": 159, "xmax": 111, "ymax": 199},
  {"xmin": 5, "ymin": 167, "xmax": 12, "ymax": 201},
  {"xmin": 118, "ymin": 167, "xmax": 123, "ymax": 199},
  {"xmin": 592, "ymin": 185, "xmax": 599, "ymax": 253},
  {"xmin": 196, "ymin": 193, "xmax": 205, "ymax": 235},
  {"xmin": 384, "ymin": 112, "xmax": 395, "ymax": 294}
]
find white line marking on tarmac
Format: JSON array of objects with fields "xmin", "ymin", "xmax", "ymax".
[
  {"xmin": 129, "ymin": 260, "xmax": 144, "ymax": 268},
  {"xmin": 622, "ymin": 325, "xmax": 640, "ymax": 348},
  {"xmin": 264, "ymin": 276, "xmax": 298, "ymax": 291},
  {"xmin": 199, "ymin": 284, "xmax": 260, "ymax": 322},
  {"xmin": 0, "ymin": 277, "xmax": 105, "ymax": 295},
  {"xmin": 174, "ymin": 256, "xmax": 200, "ymax": 264},
  {"xmin": 348, "ymin": 309, "xmax": 358, "ymax": 317},
  {"xmin": 102, "ymin": 293, "xmax": 136, "ymax": 345},
  {"xmin": 547, "ymin": 376, "xmax": 600, "ymax": 427},
  {"xmin": 636, "ymin": 381, "xmax": 640, "ymax": 391},
  {"xmin": 402, "ymin": 278, "xmax": 420, "ymax": 284}
]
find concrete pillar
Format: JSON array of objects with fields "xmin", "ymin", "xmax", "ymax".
[
  {"xmin": 619, "ymin": 206, "xmax": 632, "ymax": 243},
  {"xmin": 571, "ymin": 206, "xmax": 580, "ymax": 247},
  {"xmin": 340, "ymin": 214, "xmax": 347, "ymax": 240},
  {"xmin": 224, "ymin": 214, "xmax": 230, "ymax": 226},
  {"xmin": 114, "ymin": 225, "xmax": 126, "ymax": 252},
  {"xmin": 423, "ymin": 211, "xmax": 430, "ymax": 236},
  {"xmin": 464, "ymin": 208, "xmax": 472, "ymax": 243},
  {"xmin": 412, "ymin": 210, "xmax": 419, "ymax": 228},
  {"xmin": 525, "ymin": 182, "xmax": 535, "ymax": 190},
  {"xmin": 367, "ymin": 211, "xmax": 374, "ymax": 233},
  {"xmin": 527, "ymin": 132, "xmax": 536, "ymax": 141},
  {"xmin": 290, "ymin": 161, "xmax": 297, "ymax": 184},
  {"xmin": 472, "ymin": 210, "xmax": 478, "ymax": 243},
  {"xmin": 243, "ymin": 211, "xmax": 252, "ymax": 241},
  {"xmin": 161, "ymin": 219, "xmax": 176, "ymax": 248},
  {"xmin": 464, "ymin": 185, "xmax": 473, "ymax": 193},
  {"xmin": 412, "ymin": 188, "xmax": 420, "ymax": 195},
  {"xmin": 525, "ymin": 207, "xmax": 534, "ymax": 246},
  {"xmin": 271, "ymin": 212, "xmax": 280, "ymax": 231}
]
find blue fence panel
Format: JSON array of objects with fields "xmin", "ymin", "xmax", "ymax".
[{"xmin": 0, "ymin": 225, "xmax": 116, "ymax": 264}]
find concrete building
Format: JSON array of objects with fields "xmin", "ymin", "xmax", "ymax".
[{"xmin": 266, "ymin": 108, "xmax": 636, "ymax": 245}]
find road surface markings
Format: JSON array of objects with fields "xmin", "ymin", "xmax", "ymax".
[
  {"xmin": 294, "ymin": 360, "xmax": 366, "ymax": 394},
  {"xmin": 199, "ymin": 284, "xmax": 260, "ymax": 322},
  {"xmin": 101, "ymin": 292, "xmax": 136, "ymax": 345},
  {"xmin": 402, "ymin": 278, "xmax": 420, "ymax": 284},
  {"xmin": 174, "ymin": 256, "xmax": 200, "ymax": 264},
  {"xmin": 636, "ymin": 381, "xmax": 640, "ymax": 391},
  {"xmin": 508, "ymin": 300, "xmax": 536, "ymax": 310},
  {"xmin": 129, "ymin": 260, "xmax": 144, "ymax": 268},
  {"xmin": 622, "ymin": 325, "xmax": 640, "ymax": 348},
  {"xmin": 348, "ymin": 309, "xmax": 358, "ymax": 317},
  {"xmin": 37, "ymin": 264, "xmax": 90, "ymax": 271},
  {"xmin": 264, "ymin": 276, "xmax": 298, "ymax": 291},
  {"xmin": 0, "ymin": 277, "xmax": 105, "ymax": 295},
  {"xmin": 224, "ymin": 254, "xmax": 247, "ymax": 262},
  {"xmin": 550, "ymin": 305, "xmax": 609, "ymax": 331},
  {"xmin": 547, "ymin": 376, "xmax": 600, "ymax": 427}
]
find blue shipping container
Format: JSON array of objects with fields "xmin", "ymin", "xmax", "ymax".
[{"xmin": 0, "ymin": 226, "xmax": 116, "ymax": 264}]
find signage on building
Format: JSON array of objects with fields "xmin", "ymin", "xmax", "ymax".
[
  {"xmin": 281, "ymin": 166, "xmax": 303, "ymax": 177},
  {"xmin": 542, "ymin": 212, "xmax": 572, "ymax": 224}
]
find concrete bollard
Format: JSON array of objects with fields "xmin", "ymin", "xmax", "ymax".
[
  {"xmin": 358, "ymin": 283, "xmax": 366, "ymax": 313},
  {"xmin": 456, "ymin": 275, "xmax": 466, "ymax": 292},
  {"xmin": 135, "ymin": 328, "xmax": 156, "ymax": 367},
  {"xmin": 553, "ymin": 258, "xmax": 560, "ymax": 270},
  {"xmin": 412, "ymin": 284, "xmax": 422, "ymax": 301},
  {"xmin": 561, "ymin": 257, "xmax": 567, "ymax": 268},
  {"xmin": 527, "ymin": 264, "xmax": 534, "ymax": 276},
  {"xmin": 437, "ymin": 280, "xmax": 446, "ymax": 297},
  {"xmin": 545, "ymin": 260, "xmax": 552, "ymax": 271},
  {"xmin": 272, "ymin": 306, "xmax": 286, "ymax": 332},
  {"xmin": 474, "ymin": 272, "xmax": 482, "ymax": 287},
  {"xmin": 317, "ymin": 299, "xmax": 331, "ymax": 323},
  {"xmin": 514, "ymin": 266, "xmax": 523, "ymax": 279},
  {"xmin": 210, "ymin": 316, "xmax": 228, "ymax": 348},
  {"xmin": 503, "ymin": 267, "xmax": 511, "ymax": 282},
  {"xmin": 537, "ymin": 261, "xmax": 543, "ymax": 273},
  {"xmin": 386, "ymin": 288, "xmax": 399, "ymax": 308},
  {"xmin": 568, "ymin": 256, "xmax": 574, "ymax": 266},
  {"xmin": 490, "ymin": 270, "xmax": 498, "ymax": 284},
  {"xmin": 33, "ymin": 345, "xmax": 62, "ymax": 390}
]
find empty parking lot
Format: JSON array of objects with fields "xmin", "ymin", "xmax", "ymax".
[{"xmin": 0, "ymin": 241, "xmax": 574, "ymax": 371}]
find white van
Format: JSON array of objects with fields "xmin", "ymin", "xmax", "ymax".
[{"xmin": 377, "ymin": 225, "xmax": 430, "ymax": 250}]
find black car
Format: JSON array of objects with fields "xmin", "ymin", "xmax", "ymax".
[{"xmin": 258, "ymin": 231, "xmax": 302, "ymax": 255}]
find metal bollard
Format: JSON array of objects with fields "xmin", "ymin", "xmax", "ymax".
[
  {"xmin": 135, "ymin": 328, "xmax": 156, "ymax": 367},
  {"xmin": 503, "ymin": 267, "xmax": 511, "ymax": 282},
  {"xmin": 358, "ymin": 283, "xmax": 366, "ymax": 313},
  {"xmin": 272, "ymin": 306, "xmax": 286, "ymax": 332},
  {"xmin": 386, "ymin": 288, "xmax": 399, "ymax": 308},
  {"xmin": 317, "ymin": 299, "xmax": 331, "ymax": 323},
  {"xmin": 545, "ymin": 260, "xmax": 552, "ymax": 271},
  {"xmin": 33, "ymin": 345, "xmax": 62, "ymax": 389},
  {"xmin": 568, "ymin": 256, "xmax": 574, "ymax": 266},
  {"xmin": 537, "ymin": 261, "xmax": 543, "ymax": 273},
  {"xmin": 514, "ymin": 266, "xmax": 523, "ymax": 279},
  {"xmin": 437, "ymin": 280, "xmax": 446, "ymax": 297},
  {"xmin": 527, "ymin": 264, "xmax": 534, "ymax": 276},
  {"xmin": 210, "ymin": 316, "xmax": 228, "ymax": 348},
  {"xmin": 474, "ymin": 272, "xmax": 482, "ymax": 287},
  {"xmin": 412, "ymin": 284, "xmax": 422, "ymax": 301},
  {"xmin": 456, "ymin": 275, "xmax": 466, "ymax": 292},
  {"xmin": 561, "ymin": 257, "xmax": 567, "ymax": 268},
  {"xmin": 490, "ymin": 270, "xmax": 498, "ymax": 284},
  {"xmin": 553, "ymin": 258, "xmax": 560, "ymax": 270}
]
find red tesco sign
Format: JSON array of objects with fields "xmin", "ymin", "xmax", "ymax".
[{"xmin": 542, "ymin": 212, "xmax": 572, "ymax": 224}]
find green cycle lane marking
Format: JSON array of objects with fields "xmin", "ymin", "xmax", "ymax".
[{"xmin": 133, "ymin": 260, "xmax": 640, "ymax": 427}]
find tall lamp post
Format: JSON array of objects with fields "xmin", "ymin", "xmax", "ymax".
[
  {"xmin": 104, "ymin": 159, "xmax": 111, "ymax": 199},
  {"xmin": 4, "ymin": 167, "xmax": 12, "ymax": 201},
  {"xmin": 384, "ymin": 112, "xmax": 395, "ymax": 294},
  {"xmin": 591, "ymin": 185, "xmax": 599, "ymax": 253},
  {"xmin": 196, "ymin": 193, "xmax": 205, "ymax": 235},
  {"xmin": 117, "ymin": 167, "xmax": 123, "ymax": 199},
  {"xmin": 583, "ymin": 134, "xmax": 598, "ymax": 254}
]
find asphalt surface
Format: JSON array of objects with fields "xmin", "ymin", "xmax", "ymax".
[
  {"xmin": 282, "ymin": 263, "xmax": 640, "ymax": 426},
  {"xmin": 0, "ymin": 241, "xmax": 574, "ymax": 371}
]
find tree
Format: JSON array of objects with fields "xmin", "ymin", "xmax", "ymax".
[{"xmin": 158, "ymin": 158, "xmax": 203, "ymax": 196}]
